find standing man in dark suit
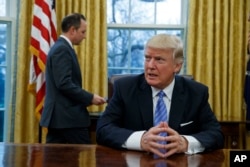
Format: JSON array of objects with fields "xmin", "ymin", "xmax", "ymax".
[
  {"xmin": 245, "ymin": 13, "xmax": 250, "ymax": 131},
  {"xmin": 96, "ymin": 34, "xmax": 224, "ymax": 158},
  {"xmin": 40, "ymin": 13, "xmax": 106, "ymax": 144}
]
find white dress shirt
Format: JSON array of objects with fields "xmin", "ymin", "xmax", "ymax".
[
  {"xmin": 123, "ymin": 78, "xmax": 205, "ymax": 154},
  {"xmin": 60, "ymin": 35, "xmax": 73, "ymax": 48}
]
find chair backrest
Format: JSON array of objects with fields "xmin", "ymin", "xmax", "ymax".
[
  {"xmin": 109, "ymin": 74, "xmax": 133, "ymax": 84},
  {"xmin": 177, "ymin": 74, "xmax": 194, "ymax": 80},
  {"xmin": 108, "ymin": 74, "xmax": 136, "ymax": 101}
]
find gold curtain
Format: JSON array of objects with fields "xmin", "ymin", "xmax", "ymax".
[
  {"xmin": 13, "ymin": 0, "xmax": 107, "ymax": 143},
  {"xmin": 187, "ymin": 0, "xmax": 250, "ymax": 121}
]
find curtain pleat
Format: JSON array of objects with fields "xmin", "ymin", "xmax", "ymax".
[
  {"xmin": 14, "ymin": 0, "xmax": 38, "ymax": 143},
  {"xmin": 187, "ymin": 0, "xmax": 249, "ymax": 121}
]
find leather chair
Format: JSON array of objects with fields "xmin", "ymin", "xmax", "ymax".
[{"xmin": 108, "ymin": 74, "xmax": 135, "ymax": 101}]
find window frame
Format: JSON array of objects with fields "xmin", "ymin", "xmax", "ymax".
[
  {"xmin": 0, "ymin": 0, "xmax": 17, "ymax": 142},
  {"xmin": 107, "ymin": 0, "xmax": 189, "ymax": 76}
]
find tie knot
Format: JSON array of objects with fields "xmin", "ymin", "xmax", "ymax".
[{"xmin": 158, "ymin": 90, "xmax": 165, "ymax": 98}]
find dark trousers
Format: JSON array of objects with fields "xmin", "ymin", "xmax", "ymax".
[{"xmin": 46, "ymin": 127, "xmax": 91, "ymax": 144}]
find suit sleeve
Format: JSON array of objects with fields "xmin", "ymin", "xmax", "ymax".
[{"xmin": 191, "ymin": 87, "xmax": 224, "ymax": 151}]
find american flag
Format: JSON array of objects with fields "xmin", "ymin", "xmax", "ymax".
[{"xmin": 28, "ymin": 0, "xmax": 57, "ymax": 120}]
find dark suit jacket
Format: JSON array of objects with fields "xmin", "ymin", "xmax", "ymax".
[
  {"xmin": 40, "ymin": 37, "xmax": 93, "ymax": 128},
  {"xmin": 96, "ymin": 74, "xmax": 224, "ymax": 151}
]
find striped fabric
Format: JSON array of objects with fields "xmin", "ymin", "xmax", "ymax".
[
  {"xmin": 28, "ymin": 0, "xmax": 57, "ymax": 120},
  {"xmin": 154, "ymin": 90, "xmax": 168, "ymax": 137}
]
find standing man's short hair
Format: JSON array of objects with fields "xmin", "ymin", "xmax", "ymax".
[{"xmin": 61, "ymin": 13, "xmax": 86, "ymax": 33}]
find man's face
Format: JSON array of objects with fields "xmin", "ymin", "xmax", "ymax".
[
  {"xmin": 144, "ymin": 46, "xmax": 182, "ymax": 89},
  {"xmin": 72, "ymin": 19, "xmax": 87, "ymax": 45}
]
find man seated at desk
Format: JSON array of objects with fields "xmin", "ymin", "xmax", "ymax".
[{"xmin": 96, "ymin": 34, "xmax": 224, "ymax": 158}]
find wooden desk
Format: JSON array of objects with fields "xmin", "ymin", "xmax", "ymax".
[
  {"xmin": 0, "ymin": 143, "xmax": 229, "ymax": 167},
  {"xmin": 219, "ymin": 120, "xmax": 246, "ymax": 149}
]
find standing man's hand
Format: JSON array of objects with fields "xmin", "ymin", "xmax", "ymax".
[{"xmin": 92, "ymin": 94, "xmax": 107, "ymax": 105}]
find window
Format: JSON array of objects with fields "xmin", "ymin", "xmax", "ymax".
[
  {"xmin": 107, "ymin": 0, "xmax": 188, "ymax": 76},
  {"xmin": 0, "ymin": 0, "xmax": 6, "ymax": 16},
  {"xmin": 0, "ymin": 0, "xmax": 16, "ymax": 142}
]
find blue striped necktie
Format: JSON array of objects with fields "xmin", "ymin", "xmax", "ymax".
[
  {"xmin": 154, "ymin": 90, "xmax": 168, "ymax": 157},
  {"xmin": 154, "ymin": 90, "xmax": 167, "ymax": 137}
]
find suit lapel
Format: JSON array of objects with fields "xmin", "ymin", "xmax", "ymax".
[
  {"xmin": 168, "ymin": 76, "xmax": 186, "ymax": 130},
  {"xmin": 60, "ymin": 38, "xmax": 78, "ymax": 64},
  {"xmin": 60, "ymin": 38, "xmax": 82, "ymax": 82},
  {"xmin": 137, "ymin": 76, "xmax": 154, "ymax": 130},
  {"xmin": 136, "ymin": 75, "xmax": 187, "ymax": 130}
]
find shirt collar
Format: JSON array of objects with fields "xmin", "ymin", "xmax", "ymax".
[
  {"xmin": 60, "ymin": 35, "xmax": 73, "ymax": 48},
  {"xmin": 151, "ymin": 78, "xmax": 175, "ymax": 101}
]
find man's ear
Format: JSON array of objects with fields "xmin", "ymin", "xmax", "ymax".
[
  {"xmin": 68, "ymin": 26, "xmax": 76, "ymax": 35},
  {"xmin": 174, "ymin": 63, "xmax": 183, "ymax": 74}
]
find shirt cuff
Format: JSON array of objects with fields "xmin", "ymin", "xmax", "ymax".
[
  {"xmin": 123, "ymin": 131, "xmax": 146, "ymax": 151},
  {"xmin": 182, "ymin": 135, "xmax": 205, "ymax": 154}
]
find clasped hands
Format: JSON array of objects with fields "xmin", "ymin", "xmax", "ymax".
[{"xmin": 140, "ymin": 122, "xmax": 188, "ymax": 158}]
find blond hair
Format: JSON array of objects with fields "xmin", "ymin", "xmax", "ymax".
[{"xmin": 146, "ymin": 34, "xmax": 184, "ymax": 64}]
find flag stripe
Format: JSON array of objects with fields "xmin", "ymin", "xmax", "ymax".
[{"xmin": 28, "ymin": 0, "xmax": 57, "ymax": 120}]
